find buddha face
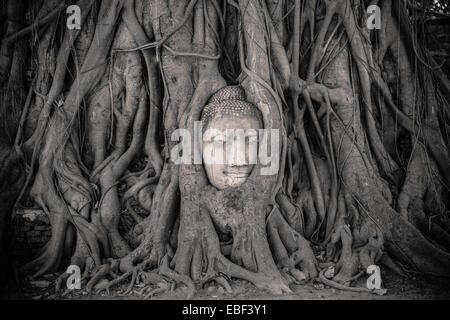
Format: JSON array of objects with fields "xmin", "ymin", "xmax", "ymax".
[{"xmin": 202, "ymin": 114, "xmax": 262, "ymax": 190}]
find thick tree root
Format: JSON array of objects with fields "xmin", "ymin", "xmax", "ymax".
[{"xmin": 319, "ymin": 269, "xmax": 387, "ymax": 296}]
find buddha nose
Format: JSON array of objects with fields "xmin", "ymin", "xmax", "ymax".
[{"xmin": 226, "ymin": 138, "xmax": 248, "ymax": 166}]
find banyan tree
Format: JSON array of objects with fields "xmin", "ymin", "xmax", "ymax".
[{"xmin": 0, "ymin": 0, "xmax": 450, "ymax": 297}]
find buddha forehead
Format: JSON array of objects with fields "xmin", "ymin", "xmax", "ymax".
[{"xmin": 206, "ymin": 114, "xmax": 262, "ymax": 132}]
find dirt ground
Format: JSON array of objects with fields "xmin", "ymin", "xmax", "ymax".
[{"xmin": 1, "ymin": 269, "xmax": 450, "ymax": 300}]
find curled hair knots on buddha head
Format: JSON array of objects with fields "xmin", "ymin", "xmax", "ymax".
[{"xmin": 201, "ymin": 86, "xmax": 263, "ymax": 129}]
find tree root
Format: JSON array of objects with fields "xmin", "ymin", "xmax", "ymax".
[{"xmin": 319, "ymin": 269, "xmax": 387, "ymax": 296}]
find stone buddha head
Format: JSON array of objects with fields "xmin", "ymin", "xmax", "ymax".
[{"xmin": 201, "ymin": 86, "xmax": 263, "ymax": 190}]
